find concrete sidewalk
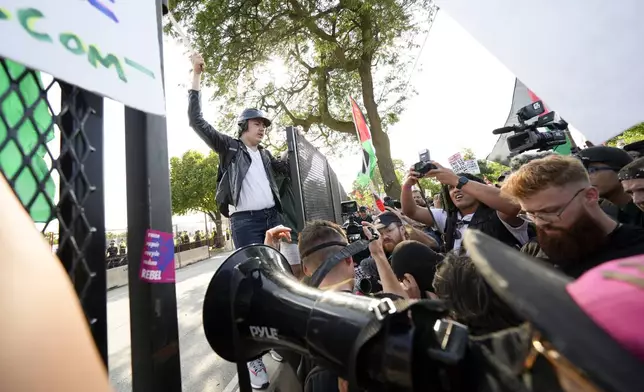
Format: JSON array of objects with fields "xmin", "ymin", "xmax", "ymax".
[{"xmin": 108, "ymin": 251, "xmax": 301, "ymax": 391}]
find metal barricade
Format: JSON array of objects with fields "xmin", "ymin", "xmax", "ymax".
[{"xmin": 286, "ymin": 126, "xmax": 348, "ymax": 225}]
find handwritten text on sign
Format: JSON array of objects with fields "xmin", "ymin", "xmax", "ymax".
[
  {"xmin": 0, "ymin": 1, "xmax": 165, "ymax": 115},
  {"xmin": 139, "ymin": 229, "xmax": 176, "ymax": 283}
]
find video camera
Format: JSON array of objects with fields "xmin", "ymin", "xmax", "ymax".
[
  {"xmin": 341, "ymin": 200, "xmax": 364, "ymax": 243},
  {"xmin": 203, "ymin": 245, "xmax": 471, "ymax": 391},
  {"xmin": 492, "ymin": 100, "xmax": 569, "ymax": 156}
]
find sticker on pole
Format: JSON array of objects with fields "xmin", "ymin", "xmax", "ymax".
[{"xmin": 139, "ymin": 229, "xmax": 175, "ymax": 283}]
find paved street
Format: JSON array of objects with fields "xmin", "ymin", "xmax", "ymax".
[{"xmin": 107, "ymin": 252, "xmax": 282, "ymax": 392}]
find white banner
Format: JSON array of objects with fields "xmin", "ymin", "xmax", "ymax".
[
  {"xmin": 0, "ymin": 1, "xmax": 165, "ymax": 115},
  {"xmin": 434, "ymin": 0, "xmax": 644, "ymax": 144}
]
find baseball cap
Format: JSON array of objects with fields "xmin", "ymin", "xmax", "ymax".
[
  {"xmin": 373, "ymin": 212, "xmax": 402, "ymax": 230},
  {"xmin": 359, "ymin": 206, "xmax": 368, "ymax": 212},
  {"xmin": 578, "ymin": 146, "xmax": 633, "ymax": 169},
  {"xmin": 463, "ymin": 230, "xmax": 644, "ymax": 391}
]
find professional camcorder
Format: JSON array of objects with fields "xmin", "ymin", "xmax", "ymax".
[{"xmin": 492, "ymin": 100, "xmax": 569, "ymax": 156}]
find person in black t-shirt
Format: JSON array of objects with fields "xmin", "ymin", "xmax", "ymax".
[
  {"xmin": 502, "ymin": 155, "xmax": 644, "ymax": 278},
  {"xmin": 356, "ymin": 206, "xmax": 373, "ymax": 224}
]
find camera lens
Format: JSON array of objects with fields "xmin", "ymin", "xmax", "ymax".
[{"xmin": 358, "ymin": 278, "xmax": 373, "ymax": 294}]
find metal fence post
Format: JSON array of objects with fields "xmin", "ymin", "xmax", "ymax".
[
  {"xmin": 124, "ymin": 0, "xmax": 182, "ymax": 390},
  {"xmin": 58, "ymin": 84, "xmax": 108, "ymax": 366}
]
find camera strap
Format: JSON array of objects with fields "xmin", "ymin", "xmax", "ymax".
[{"xmin": 309, "ymin": 240, "xmax": 370, "ymax": 288}]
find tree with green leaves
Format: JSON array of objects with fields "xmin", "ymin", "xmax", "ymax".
[
  {"xmin": 168, "ymin": 0, "xmax": 436, "ymax": 198},
  {"xmin": 169, "ymin": 150, "xmax": 224, "ymax": 248},
  {"xmin": 607, "ymin": 122, "xmax": 644, "ymax": 146}
]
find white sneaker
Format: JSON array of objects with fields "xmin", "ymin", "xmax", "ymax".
[
  {"xmin": 247, "ymin": 358, "xmax": 269, "ymax": 390},
  {"xmin": 270, "ymin": 349, "xmax": 283, "ymax": 362}
]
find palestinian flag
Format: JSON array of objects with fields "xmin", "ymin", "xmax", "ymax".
[
  {"xmin": 349, "ymin": 97, "xmax": 377, "ymax": 187},
  {"xmin": 487, "ymin": 79, "xmax": 573, "ymax": 165}
]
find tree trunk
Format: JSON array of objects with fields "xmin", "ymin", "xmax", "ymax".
[
  {"xmin": 208, "ymin": 210, "xmax": 225, "ymax": 248},
  {"xmin": 358, "ymin": 61, "xmax": 402, "ymax": 199}
]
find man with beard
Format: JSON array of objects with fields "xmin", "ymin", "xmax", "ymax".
[
  {"xmin": 578, "ymin": 146, "xmax": 643, "ymax": 227},
  {"xmin": 412, "ymin": 189, "xmax": 427, "ymax": 207},
  {"xmin": 373, "ymin": 212, "xmax": 409, "ymax": 255},
  {"xmin": 502, "ymin": 154, "xmax": 644, "ymax": 278},
  {"xmin": 619, "ymin": 157, "xmax": 644, "ymax": 212}
]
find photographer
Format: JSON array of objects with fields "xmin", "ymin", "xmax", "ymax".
[
  {"xmin": 401, "ymin": 163, "xmax": 530, "ymax": 252},
  {"xmin": 295, "ymin": 220, "xmax": 405, "ymax": 392},
  {"xmin": 502, "ymin": 154, "xmax": 644, "ymax": 277}
]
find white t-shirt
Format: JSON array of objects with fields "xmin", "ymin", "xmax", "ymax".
[
  {"xmin": 231, "ymin": 148, "xmax": 275, "ymax": 213},
  {"xmin": 430, "ymin": 208, "xmax": 529, "ymax": 250}
]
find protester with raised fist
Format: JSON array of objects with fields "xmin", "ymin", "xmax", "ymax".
[{"xmin": 187, "ymin": 52, "xmax": 290, "ymax": 390}]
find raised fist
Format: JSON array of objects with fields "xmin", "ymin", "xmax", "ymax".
[{"xmin": 191, "ymin": 53, "xmax": 204, "ymax": 74}]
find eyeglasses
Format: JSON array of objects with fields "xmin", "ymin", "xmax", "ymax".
[
  {"xmin": 524, "ymin": 330, "xmax": 600, "ymax": 392},
  {"xmin": 518, "ymin": 188, "xmax": 586, "ymax": 224},
  {"xmin": 587, "ymin": 166, "xmax": 619, "ymax": 174}
]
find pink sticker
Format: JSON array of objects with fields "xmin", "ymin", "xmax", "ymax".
[{"xmin": 139, "ymin": 229, "xmax": 175, "ymax": 283}]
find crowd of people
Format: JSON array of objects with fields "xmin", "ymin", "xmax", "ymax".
[{"xmin": 187, "ymin": 50, "xmax": 644, "ymax": 391}]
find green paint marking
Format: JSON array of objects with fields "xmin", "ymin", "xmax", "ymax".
[
  {"xmin": 59, "ymin": 32, "xmax": 86, "ymax": 55},
  {"xmin": 124, "ymin": 57, "xmax": 155, "ymax": 79},
  {"xmin": 0, "ymin": 7, "xmax": 10, "ymax": 20},
  {"xmin": 88, "ymin": 44, "xmax": 127, "ymax": 83},
  {"xmin": 18, "ymin": 8, "xmax": 52, "ymax": 42},
  {"xmin": 10, "ymin": 6, "xmax": 156, "ymax": 85}
]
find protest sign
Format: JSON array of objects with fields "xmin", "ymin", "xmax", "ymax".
[
  {"xmin": 0, "ymin": 1, "xmax": 165, "ymax": 115},
  {"xmin": 463, "ymin": 159, "xmax": 480, "ymax": 174},
  {"xmin": 434, "ymin": 0, "xmax": 644, "ymax": 144},
  {"xmin": 139, "ymin": 229, "xmax": 175, "ymax": 283},
  {"xmin": 448, "ymin": 152, "xmax": 467, "ymax": 173}
]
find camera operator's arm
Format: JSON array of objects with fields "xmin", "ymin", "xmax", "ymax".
[
  {"xmin": 426, "ymin": 162, "xmax": 523, "ymax": 226},
  {"xmin": 188, "ymin": 53, "xmax": 233, "ymax": 154},
  {"xmin": 362, "ymin": 222, "xmax": 408, "ymax": 299},
  {"xmin": 401, "ymin": 169, "xmax": 435, "ymax": 226}
]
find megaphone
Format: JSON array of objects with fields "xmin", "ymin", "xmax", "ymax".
[
  {"xmin": 203, "ymin": 244, "xmax": 470, "ymax": 390},
  {"xmin": 202, "ymin": 245, "xmax": 404, "ymax": 386}
]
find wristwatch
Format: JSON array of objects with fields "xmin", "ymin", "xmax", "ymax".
[{"xmin": 456, "ymin": 176, "xmax": 469, "ymax": 190}]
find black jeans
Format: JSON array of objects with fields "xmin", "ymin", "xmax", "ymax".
[{"xmin": 230, "ymin": 207, "xmax": 282, "ymax": 248}]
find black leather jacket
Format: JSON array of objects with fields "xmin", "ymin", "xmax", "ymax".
[{"xmin": 188, "ymin": 90, "xmax": 289, "ymax": 217}]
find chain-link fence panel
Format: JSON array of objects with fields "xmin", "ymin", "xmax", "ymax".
[{"xmin": 0, "ymin": 57, "xmax": 108, "ymax": 364}]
